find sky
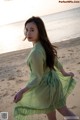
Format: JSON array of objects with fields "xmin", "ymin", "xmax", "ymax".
[{"xmin": 0, "ymin": 0, "xmax": 80, "ymax": 25}]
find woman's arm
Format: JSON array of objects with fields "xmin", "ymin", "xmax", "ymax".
[
  {"xmin": 54, "ymin": 57, "xmax": 74, "ymax": 77},
  {"xmin": 59, "ymin": 66, "xmax": 74, "ymax": 77},
  {"xmin": 14, "ymin": 50, "xmax": 44, "ymax": 103},
  {"xmin": 20, "ymin": 87, "xmax": 30, "ymax": 94},
  {"xmin": 14, "ymin": 87, "xmax": 29, "ymax": 103},
  {"xmin": 26, "ymin": 50, "xmax": 44, "ymax": 88}
]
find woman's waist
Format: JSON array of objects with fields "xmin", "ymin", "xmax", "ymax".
[{"xmin": 42, "ymin": 69, "xmax": 60, "ymax": 86}]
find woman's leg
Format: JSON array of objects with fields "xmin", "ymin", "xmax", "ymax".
[
  {"xmin": 46, "ymin": 110, "xmax": 57, "ymax": 120},
  {"xmin": 57, "ymin": 106, "xmax": 77, "ymax": 120}
]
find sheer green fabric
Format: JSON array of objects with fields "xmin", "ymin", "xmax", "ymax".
[{"xmin": 14, "ymin": 41, "xmax": 76, "ymax": 120}]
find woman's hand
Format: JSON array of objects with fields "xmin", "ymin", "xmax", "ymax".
[
  {"xmin": 14, "ymin": 90, "xmax": 23, "ymax": 103},
  {"xmin": 63, "ymin": 71, "xmax": 74, "ymax": 77},
  {"xmin": 13, "ymin": 87, "xmax": 29, "ymax": 103},
  {"xmin": 66, "ymin": 72, "xmax": 74, "ymax": 77}
]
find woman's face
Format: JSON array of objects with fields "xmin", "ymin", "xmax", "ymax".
[{"xmin": 25, "ymin": 22, "xmax": 39, "ymax": 43}]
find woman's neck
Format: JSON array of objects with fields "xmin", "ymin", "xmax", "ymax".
[{"xmin": 32, "ymin": 40, "xmax": 40, "ymax": 46}]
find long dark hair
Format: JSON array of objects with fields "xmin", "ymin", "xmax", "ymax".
[{"xmin": 24, "ymin": 16, "xmax": 57, "ymax": 70}]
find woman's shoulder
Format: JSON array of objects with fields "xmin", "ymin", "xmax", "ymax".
[
  {"xmin": 26, "ymin": 41, "xmax": 46, "ymax": 64},
  {"xmin": 31, "ymin": 42, "xmax": 46, "ymax": 59}
]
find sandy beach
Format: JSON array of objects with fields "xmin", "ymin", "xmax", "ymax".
[{"xmin": 0, "ymin": 37, "xmax": 80, "ymax": 120}]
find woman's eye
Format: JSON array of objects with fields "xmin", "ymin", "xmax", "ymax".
[{"xmin": 31, "ymin": 29, "xmax": 34, "ymax": 32}]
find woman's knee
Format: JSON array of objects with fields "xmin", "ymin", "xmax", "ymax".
[{"xmin": 57, "ymin": 106, "xmax": 76, "ymax": 116}]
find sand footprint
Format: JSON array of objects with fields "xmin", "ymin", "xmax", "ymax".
[
  {"xmin": 16, "ymin": 79, "xmax": 24, "ymax": 84},
  {"xmin": 68, "ymin": 49, "xmax": 74, "ymax": 52},
  {"xmin": 8, "ymin": 76, "xmax": 15, "ymax": 80},
  {"xmin": 77, "ymin": 62, "xmax": 80, "ymax": 64},
  {"xmin": 69, "ymin": 105, "xmax": 77, "ymax": 109},
  {"xmin": 3, "ymin": 92, "xmax": 9, "ymax": 97}
]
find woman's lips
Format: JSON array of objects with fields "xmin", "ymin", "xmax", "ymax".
[{"xmin": 28, "ymin": 37, "xmax": 32, "ymax": 39}]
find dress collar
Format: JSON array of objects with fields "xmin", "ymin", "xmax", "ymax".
[{"xmin": 33, "ymin": 40, "xmax": 41, "ymax": 47}]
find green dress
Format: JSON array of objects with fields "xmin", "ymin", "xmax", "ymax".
[{"xmin": 14, "ymin": 41, "xmax": 76, "ymax": 120}]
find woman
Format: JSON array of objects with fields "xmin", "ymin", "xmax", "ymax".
[{"xmin": 14, "ymin": 16, "xmax": 77, "ymax": 120}]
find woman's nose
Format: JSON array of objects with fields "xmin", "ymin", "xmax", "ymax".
[{"xmin": 27, "ymin": 31, "xmax": 31, "ymax": 36}]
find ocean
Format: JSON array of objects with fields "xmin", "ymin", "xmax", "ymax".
[{"xmin": 0, "ymin": 7, "xmax": 80, "ymax": 54}]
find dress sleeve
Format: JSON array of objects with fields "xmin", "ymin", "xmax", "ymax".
[
  {"xmin": 26, "ymin": 51, "xmax": 44, "ymax": 88},
  {"xmin": 54, "ymin": 57, "xmax": 63, "ymax": 70}
]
